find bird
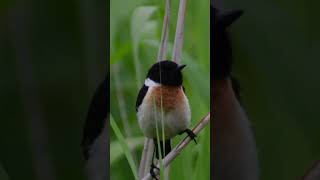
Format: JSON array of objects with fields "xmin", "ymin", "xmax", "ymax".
[
  {"xmin": 81, "ymin": 77, "xmax": 109, "ymax": 180},
  {"xmin": 136, "ymin": 60, "xmax": 196, "ymax": 178},
  {"xmin": 211, "ymin": 5, "xmax": 260, "ymax": 180}
]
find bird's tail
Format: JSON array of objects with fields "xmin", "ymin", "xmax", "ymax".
[{"xmin": 153, "ymin": 139, "xmax": 171, "ymax": 159}]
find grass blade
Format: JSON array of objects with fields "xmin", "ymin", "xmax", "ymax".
[
  {"xmin": 110, "ymin": 115, "xmax": 139, "ymax": 180},
  {"xmin": 110, "ymin": 137, "xmax": 145, "ymax": 165}
]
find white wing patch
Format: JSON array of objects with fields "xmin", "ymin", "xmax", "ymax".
[{"xmin": 144, "ymin": 78, "xmax": 161, "ymax": 87}]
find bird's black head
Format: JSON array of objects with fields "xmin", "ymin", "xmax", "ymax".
[
  {"xmin": 147, "ymin": 60, "xmax": 186, "ymax": 86},
  {"xmin": 211, "ymin": 5, "xmax": 243, "ymax": 80}
]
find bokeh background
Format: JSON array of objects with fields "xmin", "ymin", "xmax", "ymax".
[
  {"xmin": 223, "ymin": 0, "xmax": 320, "ymax": 179},
  {"xmin": 1, "ymin": 0, "xmax": 319, "ymax": 180},
  {"xmin": 110, "ymin": 0, "xmax": 209, "ymax": 179},
  {"xmin": 0, "ymin": 1, "xmax": 107, "ymax": 180}
]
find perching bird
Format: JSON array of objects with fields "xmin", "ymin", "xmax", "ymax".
[
  {"xmin": 81, "ymin": 78, "xmax": 109, "ymax": 180},
  {"xmin": 136, "ymin": 60, "xmax": 196, "ymax": 177},
  {"xmin": 211, "ymin": 5, "xmax": 260, "ymax": 180}
]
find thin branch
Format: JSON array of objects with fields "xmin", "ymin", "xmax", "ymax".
[
  {"xmin": 172, "ymin": 0, "xmax": 187, "ymax": 64},
  {"xmin": 139, "ymin": 138, "xmax": 154, "ymax": 178},
  {"xmin": 141, "ymin": 113, "xmax": 211, "ymax": 180},
  {"xmin": 139, "ymin": 0, "xmax": 171, "ymax": 177},
  {"xmin": 157, "ymin": 0, "xmax": 171, "ymax": 62}
]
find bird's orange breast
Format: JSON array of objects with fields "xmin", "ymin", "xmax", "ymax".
[{"xmin": 149, "ymin": 86, "xmax": 185, "ymax": 112}]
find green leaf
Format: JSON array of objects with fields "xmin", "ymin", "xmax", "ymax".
[
  {"xmin": 110, "ymin": 42, "xmax": 132, "ymax": 64},
  {"xmin": 110, "ymin": 115, "xmax": 139, "ymax": 180},
  {"xmin": 110, "ymin": 137, "xmax": 145, "ymax": 165},
  {"xmin": 131, "ymin": 6, "xmax": 158, "ymax": 48},
  {"xmin": 131, "ymin": 6, "xmax": 159, "ymax": 88}
]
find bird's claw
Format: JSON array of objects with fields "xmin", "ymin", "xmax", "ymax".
[
  {"xmin": 180, "ymin": 129, "xmax": 197, "ymax": 144},
  {"xmin": 150, "ymin": 163, "xmax": 159, "ymax": 180}
]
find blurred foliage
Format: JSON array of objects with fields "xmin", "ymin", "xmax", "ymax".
[
  {"xmin": 110, "ymin": 0, "xmax": 210, "ymax": 179},
  {"xmin": 2, "ymin": 0, "xmax": 316, "ymax": 179},
  {"xmin": 110, "ymin": 137, "xmax": 145, "ymax": 165},
  {"xmin": 224, "ymin": 0, "xmax": 320, "ymax": 179},
  {"xmin": 110, "ymin": 115, "xmax": 139, "ymax": 180},
  {"xmin": 0, "ymin": 0, "xmax": 106, "ymax": 180},
  {"xmin": 0, "ymin": 163, "xmax": 9, "ymax": 180}
]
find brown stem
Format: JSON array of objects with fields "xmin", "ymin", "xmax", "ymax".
[
  {"xmin": 139, "ymin": 0, "xmax": 172, "ymax": 178},
  {"xmin": 157, "ymin": 0, "xmax": 171, "ymax": 62},
  {"xmin": 142, "ymin": 113, "xmax": 210, "ymax": 180},
  {"xmin": 172, "ymin": 0, "xmax": 187, "ymax": 64}
]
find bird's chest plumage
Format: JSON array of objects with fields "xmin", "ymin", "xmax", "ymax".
[{"xmin": 137, "ymin": 86, "xmax": 191, "ymax": 139}]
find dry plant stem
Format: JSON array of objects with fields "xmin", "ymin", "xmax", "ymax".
[
  {"xmin": 139, "ymin": 0, "xmax": 171, "ymax": 177},
  {"xmin": 138, "ymin": 139, "xmax": 148, "ymax": 178},
  {"xmin": 144, "ymin": 141, "xmax": 155, "ymax": 175},
  {"xmin": 157, "ymin": 0, "xmax": 171, "ymax": 62},
  {"xmin": 139, "ymin": 138, "xmax": 154, "ymax": 178},
  {"xmin": 172, "ymin": 0, "xmax": 187, "ymax": 64},
  {"xmin": 141, "ymin": 113, "xmax": 211, "ymax": 180}
]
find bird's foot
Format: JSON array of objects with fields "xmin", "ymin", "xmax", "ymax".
[
  {"xmin": 179, "ymin": 129, "xmax": 197, "ymax": 144},
  {"xmin": 150, "ymin": 163, "xmax": 160, "ymax": 180}
]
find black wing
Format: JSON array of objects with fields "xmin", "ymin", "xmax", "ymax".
[
  {"xmin": 136, "ymin": 85, "xmax": 148, "ymax": 112},
  {"xmin": 81, "ymin": 78, "xmax": 109, "ymax": 160}
]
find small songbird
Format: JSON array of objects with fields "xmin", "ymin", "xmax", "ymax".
[
  {"xmin": 136, "ymin": 60, "xmax": 196, "ymax": 177},
  {"xmin": 211, "ymin": 5, "xmax": 260, "ymax": 180}
]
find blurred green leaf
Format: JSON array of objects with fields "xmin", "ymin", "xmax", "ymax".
[
  {"xmin": 110, "ymin": 115, "xmax": 139, "ymax": 180},
  {"xmin": 131, "ymin": 6, "xmax": 159, "ymax": 87},
  {"xmin": 110, "ymin": 137, "xmax": 145, "ymax": 165},
  {"xmin": 224, "ymin": 1, "xmax": 320, "ymax": 179},
  {"xmin": 110, "ymin": 42, "xmax": 132, "ymax": 64},
  {"xmin": 131, "ymin": 6, "xmax": 158, "ymax": 48}
]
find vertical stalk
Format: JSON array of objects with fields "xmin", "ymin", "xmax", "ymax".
[
  {"xmin": 157, "ymin": 0, "xmax": 171, "ymax": 62},
  {"xmin": 139, "ymin": 0, "xmax": 171, "ymax": 178},
  {"xmin": 172, "ymin": 0, "xmax": 187, "ymax": 64}
]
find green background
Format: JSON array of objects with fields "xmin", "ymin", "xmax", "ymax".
[
  {"xmin": 0, "ymin": 0, "xmax": 107, "ymax": 180},
  {"xmin": 110, "ymin": 0, "xmax": 210, "ymax": 179},
  {"xmin": 1, "ymin": 0, "xmax": 319, "ymax": 180},
  {"xmin": 225, "ymin": 0, "xmax": 320, "ymax": 179}
]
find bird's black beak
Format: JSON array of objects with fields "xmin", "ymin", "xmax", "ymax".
[
  {"xmin": 219, "ymin": 9, "xmax": 243, "ymax": 27},
  {"xmin": 178, "ymin": 64, "xmax": 186, "ymax": 71}
]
